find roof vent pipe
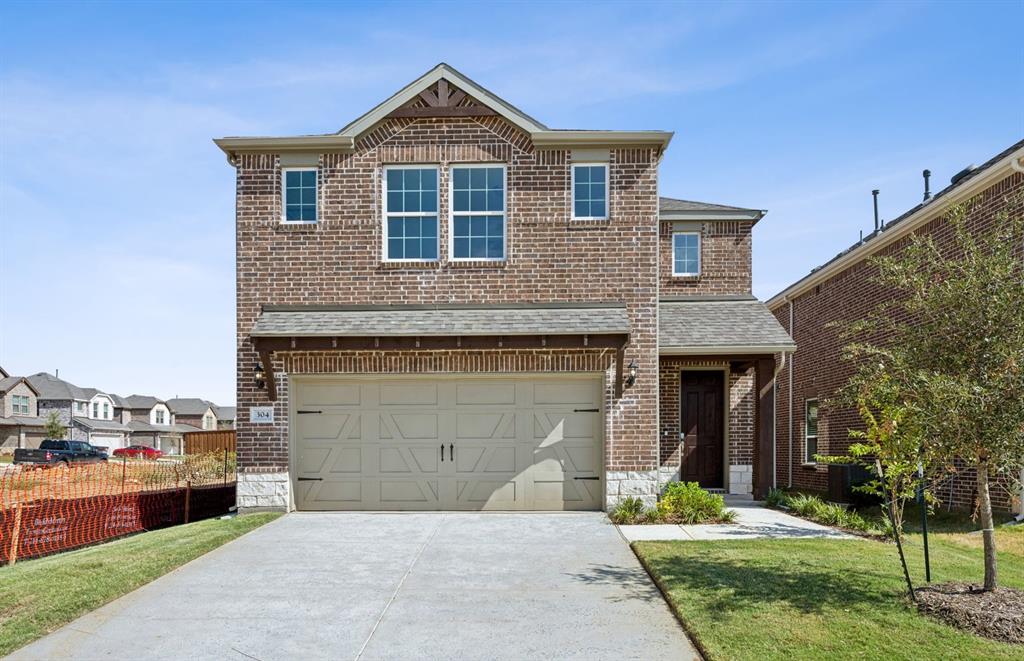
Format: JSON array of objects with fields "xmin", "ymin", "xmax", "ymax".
[
  {"xmin": 923, "ymin": 169, "xmax": 932, "ymax": 201},
  {"xmin": 872, "ymin": 189, "xmax": 880, "ymax": 231}
]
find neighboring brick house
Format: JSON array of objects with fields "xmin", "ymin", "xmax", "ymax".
[
  {"xmin": 767, "ymin": 140, "xmax": 1024, "ymax": 514},
  {"xmin": 25, "ymin": 373, "xmax": 131, "ymax": 450},
  {"xmin": 0, "ymin": 373, "xmax": 46, "ymax": 450},
  {"xmin": 214, "ymin": 406, "xmax": 237, "ymax": 430},
  {"xmin": 117, "ymin": 395, "xmax": 199, "ymax": 455},
  {"xmin": 166, "ymin": 398, "xmax": 219, "ymax": 430},
  {"xmin": 217, "ymin": 63, "xmax": 794, "ymax": 512}
]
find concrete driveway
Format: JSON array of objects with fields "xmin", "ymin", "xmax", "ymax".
[{"xmin": 10, "ymin": 513, "xmax": 698, "ymax": 661}]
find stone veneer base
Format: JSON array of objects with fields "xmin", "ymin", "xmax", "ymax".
[{"xmin": 237, "ymin": 472, "xmax": 290, "ymax": 511}]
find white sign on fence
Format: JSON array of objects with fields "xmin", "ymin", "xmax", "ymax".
[{"xmin": 249, "ymin": 406, "xmax": 274, "ymax": 424}]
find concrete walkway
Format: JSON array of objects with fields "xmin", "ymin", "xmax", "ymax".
[
  {"xmin": 9, "ymin": 512, "xmax": 699, "ymax": 661},
  {"xmin": 618, "ymin": 500, "xmax": 856, "ymax": 542}
]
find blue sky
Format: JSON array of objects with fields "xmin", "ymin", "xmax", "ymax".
[{"xmin": 1, "ymin": 1, "xmax": 1021, "ymax": 405}]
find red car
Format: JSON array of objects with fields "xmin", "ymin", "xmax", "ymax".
[{"xmin": 113, "ymin": 445, "xmax": 163, "ymax": 460}]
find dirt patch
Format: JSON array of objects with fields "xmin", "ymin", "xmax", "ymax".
[{"xmin": 916, "ymin": 582, "xmax": 1024, "ymax": 644}]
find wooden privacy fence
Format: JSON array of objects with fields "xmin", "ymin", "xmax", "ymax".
[
  {"xmin": 0, "ymin": 452, "xmax": 235, "ymax": 565},
  {"xmin": 184, "ymin": 430, "xmax": 236, "ymax": 455}
]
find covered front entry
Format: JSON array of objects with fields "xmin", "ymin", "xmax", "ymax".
[
  {"xmin": 291, "ymin": 374, "xmax": 604, "ymax": 511},
  {"xmin": 680, "ymin": 370, "xmax": 724, "ymax": 489}
]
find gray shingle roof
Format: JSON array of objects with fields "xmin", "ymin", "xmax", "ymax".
[
  {"xmin": 122, "ymin": 395, "xmax": 163, "ymax": 409},
  {"xmin": 659, "ymin": 197, "xmax": 759, "ymax": 213},
  {"xmin": 73, "ymin": 418, "xmax": 130, "ymax": 432},
  {"xmin": 251, "ymin": 304, "xmax": 631, "ymax": 337},
  {"xmin": 214, "ymin": 406, "xmax": 236, "ymax": 421},
  {"xmin": 27, "ymin": 373, "xmax": 87, "ymax": 400},
  {"xmin": 166, "ymin": 398, "xmax": 215, "ymax": 416},
  {"xmin": 0, "ymin": 376, "xmax": 25, "ymax": 393},
  {"xmin": 0, "ymin": 415, "xmax": 45, "ymax": 427},
  {"xmin": 660, "ymin": 299, "xmax": 796, "ymax": 353}
]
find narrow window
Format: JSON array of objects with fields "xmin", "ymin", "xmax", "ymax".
[
  {"xmin": 672, "ymin": 232, "xmax": 701, "ymax": 276},
  {"xmin": 282, "ymin": 168, "xmax": 317, "ymax": 223},
  {"xmin": 571, "ymin": 163, "xmax": 608, "ymax": 220},
  {"xmin": 805, "ymin": 399, "xmax": 819, "ymax": 463},
  {"xmin": 156, "ymin": 410, "xmax": 165, "ymax": 424},
  {"xmin": 384, "ymin": 166, "xmax": 439, "ymax": 261},
  {"xmin": 92, "ymin": 402, "xmax": 99, "ymax": 418},
  {"xmin": 103, "ymin": 402, "xmax": 110, "ymax": 419},
  {"xmin": 451, "ymin": 165, "xmax": 505, "ymax": 260}
]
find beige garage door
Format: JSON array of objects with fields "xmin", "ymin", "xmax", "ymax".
[{"xmin": 292, "ymin": 375, "xmax": 603, "ymax": 511}]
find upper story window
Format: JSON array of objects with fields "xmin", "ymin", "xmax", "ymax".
[
  {"xmin": 384, "ymin": 166, "xmax": 439, "ymax": 261},
  {"xmin": 805, "ymin": 399, "xmax": 819, "ymax": 463},
  {"xmin": 451, "ymin": 165, "xmax": 505, "ymax": 260},
  {"xmin": 672, "ymin": 232, "xmax": 701, "ymax": 276},
  {"xmin": 92, "ymin": 402, "xmax": 99, "ymax": 418},
  {"xmin": 103, "ymin": 402, "xmax": 110, "ymax": 419},
  {"xmin": 155, "ymin": 409, "xmax": 165, "ymax": 425},
  {"xmin": 203, "ymin": 413, "xmax": 215, "ymax": 430},
  {"xmin": 12, "ymin": 395, "xmax": 29, "ymax": 415},
  {"xmin": 76, "ymin": 401, "xmax": 86, "ymax": 413},
  {"xmin": 571, "ymin": 164, "xmax": 608, "ymax": 220},
  {"xmin": 283, "ymin": 168, "xmax": 317, "ymax": 223}
]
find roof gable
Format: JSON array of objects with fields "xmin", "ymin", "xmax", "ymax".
[
  {"xmin": 338, "ymin": 63, "xmax": 548, "ymax": 142},
  {"xmin": 0, "ymin": 376, "xmax": 40, "ymax": 396}
]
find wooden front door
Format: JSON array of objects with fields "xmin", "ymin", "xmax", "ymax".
[{"xmin": 680, "ymin": 371, "xmax": 724, "ymax": 488}]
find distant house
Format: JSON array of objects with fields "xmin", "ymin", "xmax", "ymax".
[
  {"xmin": 0, "ymin": 373, "xmax": 46, "ymax": 449},
  {"xmin": 214, "ymin": 406, "xmax": 236, "ymax": 430},
  {"xmin": 166, "ymin": 398, "xmax": 219, "ymax": 430},
  {"xmin": 118, "ymin": 394, "xmax": 199, "ymax": 455},
  {"xmin": 26, "ymin": 373, "xmax": 131, "ymax": 450}
]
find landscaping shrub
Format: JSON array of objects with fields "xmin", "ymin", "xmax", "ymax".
[
  {"xmin": 656, "ymin": 482, "xmax": 736, "ymax": 524},
  {"xmin": 764, "ymin": 487, "xmax": 787, "ymax": 508},
  {"xmin": 768, "ymin": 491, "xmax": 884, "ymax": 535},
  {"xmin": 608, "ymin": 496, "xmax": 656, "ymax": 524}
]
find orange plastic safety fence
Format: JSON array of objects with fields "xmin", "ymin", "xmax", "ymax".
[{"xmin": 0, "ymin": 452, "xmax": 236, "ymax": 564}]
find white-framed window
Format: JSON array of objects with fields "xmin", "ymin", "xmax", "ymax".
[
  {"xmin": 203, "ymin": 414, "xmax": 214, "ymax": 430},
  {"xmin": 12, "ymin": 395, "xmax": 29, "ymax": 415},
  {"xmin": 155, "ymin": 409, "xmax": 165, "ymax": 424},
  {"xmin": 282, "ymin": 167, "xmax": 318, "ymax": 223},
  {"xmin": 77, "ymin": 401, "xmax": 87, "ymax": 413},
  {"xmin": 571, "ymin": 163, "xmax": 608, "ymax": 220},
  {"xmin": 103, "ymin": 402, "xmax": 110, "ymax": 419},
  {"xmin": 450, "ymin": 164, "xmax": 506, "ymax": 261},
  {"xmin": 92, "ymin": 402, "xmax": 99, "ymax": 418},
  {"xmin": 805, "ymin": 399, "xmax": 819, "ymax": 463},
  {"xmin": 672, "ymin": 232, "xmax": 701, "ymax": 276},
  {"xmin": 383, "ymin": 165, "xmax": 439, "ymax": 261}
]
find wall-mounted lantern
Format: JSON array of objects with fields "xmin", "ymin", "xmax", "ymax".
[
  {"xmin": 625, "ymin": 360, "xmax": 638, "ymax": 388},
  {"xmin": 255, "ymin": 362, "xmax": 266, "ymax": 390}
]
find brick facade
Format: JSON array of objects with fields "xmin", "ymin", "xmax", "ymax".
[
  {"xmin": 771, "ymin": 165, "xmax": 1024, "ymax": 512},
  {"xmin": 659, "ymin": 220, "xmax": 753, "ymax": 295}
]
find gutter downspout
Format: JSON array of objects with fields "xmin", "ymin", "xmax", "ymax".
[
  {"xmin": 788, "ymin": 299, "xmax": 794, "ymax": 489},
  {"xmin": 772, "ymin": 351, "xmax": 789, "ymax": 490}
]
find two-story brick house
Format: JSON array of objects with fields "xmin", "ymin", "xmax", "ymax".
[
  {"xmin": 767, "ymin": 140, "xmax": 1024, "ymax": 514},
  {"xmin": 0, "ymin": 370, "xmax": 47, "ymax": 449},
  {"xmin": 217, "ymin": 64, "xmax": 794, "ymax": 512}
]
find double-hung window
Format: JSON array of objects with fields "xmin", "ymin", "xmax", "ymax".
[
  {"xmin": 805, "ymin": 399, "xmax": 819, "ymax": 463},
  {"xmin": 282, "ymin": 168, "xmax": 317, "ymax": 223},
  {"xmin": 672, "ymin": 232, "xmax": 701, "ymax": 276},
  {"xmin": 92, "ymin": 402, "xmax": 99, "ymax": 418},
  {"xmin": 571, "ymin": 163, "xmax": 608, "ymax": 220},
  {"xmin": 12, "ymin": 395, "xmax": 29, "ymax": 415},
  {"xmin": 384, "ymin": 166, "xmax": 439, "ymax": 261},
  {"xmin": 156, "ymin": 410, "xmax": 165, "ymax": 424},
  {"xmin": 451, "ymin": 165, "xmax": 505, "ymax": 260}
]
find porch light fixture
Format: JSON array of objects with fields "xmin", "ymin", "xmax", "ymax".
[
  {"xmin": 625, "ymin": 360, "xmax": 638, "ymax": 388},
  {"xmin": 255, "ymin": 361, "xmax": 266, "ymax": 389}
]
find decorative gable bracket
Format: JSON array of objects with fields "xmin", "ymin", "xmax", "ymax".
[{"xmin": 385, "ymin": 78, "xmax": 496, "ymax": 119}]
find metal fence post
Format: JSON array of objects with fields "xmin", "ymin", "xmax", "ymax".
[
  {"xmin": 223, "ymin": 448, "xmax": 228, "ymax": 487},
  {"xmin": 184, "ymin": 480, "xmax": 192, "ymax": 524}
]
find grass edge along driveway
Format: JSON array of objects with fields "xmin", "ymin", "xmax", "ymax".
[
  {"xmin": 634, "ymin": 526, "xmax": 1023, "ymax": 661},
  {"xmin": 0, "ymin": 512, "xmax": 281, "ymax": 656}
]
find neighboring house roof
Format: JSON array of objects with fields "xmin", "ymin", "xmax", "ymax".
[
  {"xmin": 659, "ymin": 197, "xmax": 765, "ymax": 221},
  {"xmin": 0, "ymin": 376, "xmax": 41, "ymax": 396},
  {"xmin": 214, "ymin": 406, "xmax": 236, "ymax": 422},
  {"xmin": 214, "ymin": 63, "xmax": 673, "ymax": 159},
  {"xmin": 250, "ymin": 304, "xmax": 631, "ymax": 337},
  {"xmin": 109, "ymin": 394, "xmax": 128, "ymax": 408},
  {"xmin": 659, "ymin": 298, "xmax": 796, "ymax": 354},
  {"xmin": 767, "ymin": 139, "xmax": 1024, "ymax": 307},
  {"xmin": 0, "ymin": 415, "xmax": 46, "ymax": 428},
  {"xmin": 122, "ymin": 395, "xmax": 164, "ymax": 409},
  {"xmin": 127, "ymin": 421, "xmax": 199, "ymax": 434},
  {"xmin": 166, "ymin": 398, "xmax": 216, "ymax": 416},
  {"xmin": 74, "ymin": 418, "xmax": 131, "ymax": 432},
  {"xmin": 0, "ymin": 366, "xmax": 8, "ymax": 378},
  {"xmin": 26, "ymin": 373, "xmax": 107, "ymax": 402}
]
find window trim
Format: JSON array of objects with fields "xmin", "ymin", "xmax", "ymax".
[
  {"xmin": 571, "ymin": 162, "xmax": 609, "ymax": 221},
  {"xmin": 448, "ymin": 163, "xmax": 508, "ymax": 262},
  {"xmin": 280, "ymin": 167, "xmax": 319, "ymax": 225},
  {"xmin": 12, "ymin": 394, "xmax": 29, "ymax": 415},
  {"xmin": 804, "ymin": 398, "xmax": 819, "ymax": 464},
  {"xmin": 381, "ymin": 164, "xmax": 441, "ymax": 262},
  {"xmin": 671, "ymin": 231, "xmax": 702, "ymax": 277}
]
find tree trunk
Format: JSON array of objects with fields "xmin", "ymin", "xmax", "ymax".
[{"xmin": 976, "ymin": 461, "xmax": 997, "ymax": 591}]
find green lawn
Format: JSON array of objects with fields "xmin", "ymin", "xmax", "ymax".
[
  {"xmin": 0, "ymin": 512, "xmax": 281, "ymax": 656},
  {"xmin": 635, "ymin": 523, "xmax": 1023, "ymax": 661}
]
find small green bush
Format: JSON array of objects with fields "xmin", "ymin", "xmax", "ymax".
[
  {"xmin": 769, "ymin": 491, "xmax": 884, "ymax": 534},
  {"xmin": 609, "ymin": 496, "xmax": 654, "ymax": 524},
  {"xmin": 764, "ymin": 487, "xmax": 787, "ymax": 508},
  {"xmin": 657, "ymin": 482, "xmax": 736, "ymax": 524}
]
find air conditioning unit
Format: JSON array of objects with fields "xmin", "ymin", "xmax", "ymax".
[{"xmin": 827, "ymin": 463, "xmax": 876, "ymax": 506}]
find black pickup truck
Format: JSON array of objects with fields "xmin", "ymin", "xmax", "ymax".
[{"xmin": 13, "ymin": 439, "xmax": 108, "ymax": 466}]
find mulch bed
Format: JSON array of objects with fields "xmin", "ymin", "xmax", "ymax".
[{"xmin": 916, "ymin": 582, "xmax": 1024, "ymax": 644}]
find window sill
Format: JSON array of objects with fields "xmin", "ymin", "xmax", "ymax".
[
  {"xmin": 671, "ymin": 274, "xmax": 701, "ymax": 280},
  {"xmin": 567, "ymin": 218, "xmax": 612, "ymax": 229},
  {"xmin": 378, "ymin": 261, "xmax": 441, "ymax": 270},
  {"xmin": 800, "ymin": 462, "xmax": 819, "ymax": 469},
  {"xmin": 446, "ymin": 260, "xmax": 508, "ymax": 269},
  {"xmin": 277, "ymin": 222, "xmax": 318, "ymax": 232}
]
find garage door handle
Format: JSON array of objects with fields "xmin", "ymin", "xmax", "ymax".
[
  {"xmin": 297, "ymin": 477, "xmax": 322, "ymax": 481},
  {"xmin": 574, "ymin": 476, "xmax": 600, "ymax": 481}
]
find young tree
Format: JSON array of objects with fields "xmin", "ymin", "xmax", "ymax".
[
  {"xmin": 44, "ymin": 411, "xmax": 67, "ymax": 440},
  {"xmin": 853, "ymin": 199, "xmax": 1024, "ymax": 591}
]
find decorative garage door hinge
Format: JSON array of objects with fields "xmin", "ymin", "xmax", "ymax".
[
  {"xmin": 297, "ymin": 477, "xmax": 322, "ymax": 481},
  {"xmin": 573, "ymin": 408, "xmax": 599, "ymax": 413},
  {"xmin": 296, "ymin": 409, "xmax": 322, "ymax": 414}
]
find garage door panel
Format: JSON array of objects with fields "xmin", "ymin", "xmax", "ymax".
[
  {"xmin": 293, "ymin": 376, "xmax": 602, "ymax": 511},
  {"xmin": 300, "ymin": 383, "xmax": 361, "ymax": 407}
]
